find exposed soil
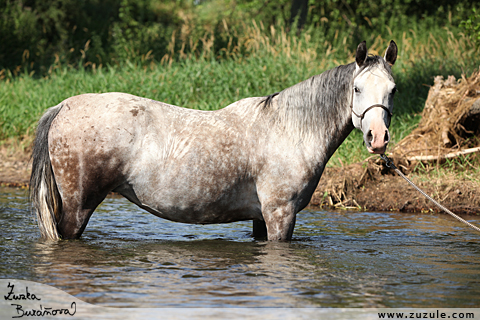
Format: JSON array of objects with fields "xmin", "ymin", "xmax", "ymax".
[
  {"xmin": 309, "ymin": 158, "xmax": 480, "ymax": 215},
  {"xmin": 0, "ymin": 147, "xmax": 31, "ymax": 188}
]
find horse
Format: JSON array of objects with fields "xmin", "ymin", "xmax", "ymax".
[{"xmin": 30, "ymin": 40, "xmax": 398, "ymax": 241}]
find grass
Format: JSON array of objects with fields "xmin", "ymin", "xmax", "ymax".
[
  {"xmin": 411, "ymin": 153, "xmax": 480, "ymax": 185},
  {"xmin": 1, "ymin": 23, "xmax": 479, "ymax": 168},
  {"xmin": 0, "ymin": 54, "xmax": 315, "ymax": 140}
]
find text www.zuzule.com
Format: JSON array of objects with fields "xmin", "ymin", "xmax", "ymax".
[{"xmin": 378, "ymin": 311, "xmax": 475, "ymax": 319}]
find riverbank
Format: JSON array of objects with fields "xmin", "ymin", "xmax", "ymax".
[
  {"xmin": 310, "ymin": 157, "xmax": 480, "ymax": 215},
  {"xmin": 0, "ymin": 145, "xmax": 30, "ymax": 188}
]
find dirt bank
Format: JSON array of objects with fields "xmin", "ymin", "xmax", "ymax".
[
  {"xmin": 0, "ymin": 147, "xmax": 31, "ymax": 188},
  {"xmin": 309, "ymin": 157, "xmax": 480, "ymax": 215}
]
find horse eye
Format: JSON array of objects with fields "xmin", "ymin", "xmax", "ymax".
[
  {"xmin": 391, "ymin": 87, "xmax": 397, "ymax": 95},
  {"xmin": 354, "ymin": 87, "xmax": 361, "ymax": 93}
]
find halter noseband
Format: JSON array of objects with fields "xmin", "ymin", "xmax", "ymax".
[{"xmin": 351, "ymin": 104, "xmax": 393, "ymax": 129}]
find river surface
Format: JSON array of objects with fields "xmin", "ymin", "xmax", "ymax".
[{"xmin": 1, "ymin": 186, "xmax": 479, "ymax": 308}]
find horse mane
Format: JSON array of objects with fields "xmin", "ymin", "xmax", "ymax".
[
  {"xmin": 258, "ymin": 55, "xmax": 393, "ymax": 139},
  {"xmin": 259, "ymin": 92, "xmax": 280, "ymax": 109}
]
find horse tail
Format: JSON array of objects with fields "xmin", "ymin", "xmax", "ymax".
[{"xmin": 30, "ymin": 103, "xmax": 64, "ymax": 240}]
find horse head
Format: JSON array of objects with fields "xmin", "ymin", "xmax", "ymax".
[{"xmin": 351, "ymin": 40, "xmax": 397, "ymax": 154}]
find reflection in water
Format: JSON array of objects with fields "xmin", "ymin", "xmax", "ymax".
[
  {"xmin": 33, "ymin": 240, "xmax": 319, "ymax": 307},
  {"xmin": 1, "ymin": 187, "xmax": 480, "ymax": 308}
]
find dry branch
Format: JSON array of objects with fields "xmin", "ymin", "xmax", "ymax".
[{"xmin": 407, "ymin": 146, "xmax": 480, "ymax": 161}]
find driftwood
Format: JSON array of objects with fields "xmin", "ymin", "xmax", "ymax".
[{"xmin": 393, "ymin": 68, "xmax": 480, "ymax": 161}]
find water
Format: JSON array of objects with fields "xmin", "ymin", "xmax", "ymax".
[{"xmin": 1, "ymin": 186, "xmax": 480, "ymax": 308}]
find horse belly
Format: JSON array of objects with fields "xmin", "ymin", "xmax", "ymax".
[{"xmin": 119, "ymin": 178, "xmax": 262, "ymax": 224}]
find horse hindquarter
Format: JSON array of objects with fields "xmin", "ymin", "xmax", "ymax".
[{"xmin": 47, "ymin": 94, "xmax": 137, "ymax": 238}]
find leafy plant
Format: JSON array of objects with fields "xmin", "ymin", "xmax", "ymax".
[{"xmin": 460, "ymin": 8, "xmax": 480, "ymax": 49}]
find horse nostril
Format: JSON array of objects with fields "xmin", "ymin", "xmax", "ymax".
[
  {"xmin": 384, "ymin": 130, "xmax": 390, "ymax": 143},
  {"xmin": 366, "ymin": 130, "xmax": 373, "ymax": 144}
]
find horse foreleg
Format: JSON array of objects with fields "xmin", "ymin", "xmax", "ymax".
[{"xmin": 263, "ymin": 207, "xmax": 297, "ymax": 241}]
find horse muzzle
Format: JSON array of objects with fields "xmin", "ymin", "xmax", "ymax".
[
  {"xmin": 352, "ymin": 103, "xmax": 392, "ymax": 154},
  {"xmin": 365, "ymin": 127, "xmax": 390, "ymax": 154}
]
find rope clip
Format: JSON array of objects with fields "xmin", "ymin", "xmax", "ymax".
[{"xmin": 380, "ymin": 153, "xmax": 394, "ymax": 169}]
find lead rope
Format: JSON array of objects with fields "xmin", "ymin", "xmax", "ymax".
[{"xmin": 380, "ymin": 154, "xmax": 480, "ymax": 233}]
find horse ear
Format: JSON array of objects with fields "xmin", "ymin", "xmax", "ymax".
[
  {"xmin": 384, "ymin": 40, "xmax": 397, "ymax": 66},
  {"xmin": 355, "ymin": 41, "xmax": 368, "ymax": 67}
]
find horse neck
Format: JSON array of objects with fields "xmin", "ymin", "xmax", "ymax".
[{"xmin": 274, "ymin": 63, "xmax": 356, "ymax": 165}]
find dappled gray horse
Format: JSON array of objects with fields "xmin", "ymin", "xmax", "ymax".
[{"xmin": 30, "ymin": 41, "xmax": 397, "ymax": 241}]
